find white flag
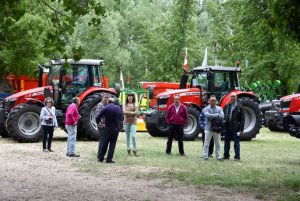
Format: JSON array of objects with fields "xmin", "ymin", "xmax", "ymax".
[{"xmin": 201, "ymin": 47, "xmax": 208, "ymax": 67}]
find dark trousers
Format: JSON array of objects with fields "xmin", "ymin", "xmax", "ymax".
[
  {"xmin": 224, "ymin": 126, "xmax": 240, "ymax": 159},
  {"xmin": 166, "ymin": 124, "xmax": 184, "ymax": 155},
  {"xmin": 97, "ymin": 126, "xmax": 105, "ymax": 159},
  {"xmin": 201, "ymin": 130, "xmax": 214, "ymax": 156},
  {"xmin": 98, "ymin": 127, "xmax": 119, "ymax": 161},
  {"xmin": 42, "ymin": 125, "xmax": 54, "ymax": 150}
]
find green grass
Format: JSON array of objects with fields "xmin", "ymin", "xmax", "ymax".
[{"xmin": 74, "ymin": 128, "xmax": 300, "ymax": 201}]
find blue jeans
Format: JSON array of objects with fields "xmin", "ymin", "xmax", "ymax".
[
  {"xmin": 224, "ymin": 126, "xmax": 240, "ymax": 159},
  {"xmin": 124, "ymin": 124, "xmax": 137, "ymax": 151},
  {"xmin": 66, "ymin": 125, "xmax": 77, "ymax": 155}
]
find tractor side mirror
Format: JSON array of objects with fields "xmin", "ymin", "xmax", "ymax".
[{"xmin": 44, "ymin": 88, "xmax": 52, "ymax": 99}]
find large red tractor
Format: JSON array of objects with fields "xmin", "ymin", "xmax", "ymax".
[
  {"xmin": 282, "ymin": 92, "xmax": 300, "ymax": 139},
  {"xmin": 145, "ymin": 65, "xmax": 262, "ymax": 141},
  {"xmin": 0, "ymin": 59, "xmax": 119, "ymax": 142}
]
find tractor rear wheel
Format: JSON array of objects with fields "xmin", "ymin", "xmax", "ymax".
[
  {"xmin": 6, "ymin": 104, "xmax": 43, "ymax": 142},
  {"xmin": 238, "ymin": 97, "xmax": 262, "ymax": 141},
  {"xmin": 183, "ymin": 107, "xmax": 200, "ymax": 141},
  {"xmin": 78, "ymin": 93, "xmax": 114, "ymax": 141}
]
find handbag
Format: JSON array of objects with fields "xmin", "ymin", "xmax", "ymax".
[
  {"xmin": 45, "ymin": 107, "xmax": 53, "ymax": 124},
  {"xmin": 212, "ymin": 117, "xmax": 223, "ymax": 133}
]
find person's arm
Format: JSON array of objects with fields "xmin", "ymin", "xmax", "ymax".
[
  {"xmin": 40, "ymin": 107, "xmax": 51, "ymax": 120},
  {"xmin": 53, "ymin": 107, "xmax": 58, "ymax": 127},
  {"xmin": 218, "ymin": 107, "xmax": 224, "ymax": 120},
  {"xmin": 96, "ymin": 107, "xmax": 105, "ymax": 124},
  {"xmin": 165, "ymin": 106, "xmax": 171, "ymax": 125},
  {"xmin": 203, "ymin": 107, "xmax": 219, "ymax": 119},
  {"xmin": 183, "ymin": 106, "xmax": 189, "ymax": 126}
]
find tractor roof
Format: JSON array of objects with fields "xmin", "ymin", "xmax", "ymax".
[
  {"xmin": 50, "ymin": 59, "xmax": 104, "ymax": 66},
  {"xmin": 191, "ymin": 66, "xmax": 241, "ymax": 72}
]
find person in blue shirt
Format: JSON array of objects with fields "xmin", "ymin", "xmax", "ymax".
[{"xmin": 199, "ymin": 111, "xmax": 214, "ymax": 157}]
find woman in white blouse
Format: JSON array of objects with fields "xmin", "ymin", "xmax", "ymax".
[{"xmin": 40, "ymin": 97, "xmax": 58, "ymax": 152}]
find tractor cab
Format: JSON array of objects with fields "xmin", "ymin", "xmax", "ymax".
[
  {"xmin": 190, "ymin": 66, "xmax": 241, "ymax": 104},
  {"xmin": 40, "ymin": 59, "xmax": 104, "ymax": 111}
]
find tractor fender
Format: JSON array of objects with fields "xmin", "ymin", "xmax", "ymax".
[
  {"xmin": 182, "ymin": 102, "xmax": 201, "ymax": 111},
  {"xmin": 219, "ymin": 91, "xmax": 258, "ymax": 108},
  {"xmin": 24, "ymin": 98, "xmax": 45, "ymax": 107},
  {"xmin": 78, "ymin": 86, "xmax": 117, "ymax": 104}
]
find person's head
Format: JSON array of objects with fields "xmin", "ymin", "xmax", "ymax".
[
  {"xmin": 230, "ymin": 92, "xmax": 237, "ymax": 104},
  {"xmin": 108, "ymin": 98, "xmax": 115, "ymax": 104},
  {"xmin": 209, "ymin": 95, "xmax": 217, "ymax": 107},
  {"xmin": 102, "ymin": 93, "xmax": 109, "ymax": 104},
  {"xmin": 72, "ymin": 97, "xmax": 80, "ymax": 106},
  {"xmin": 174, "ymin": 94, "xmax": 180, "ymax": 106},
  {"xmin": 126, "ymin": 93, "xmax": 136, "ymax": 104},
  {"xmin": 44, "ymin": 97, "xmax": 54, "ymax": 107}
]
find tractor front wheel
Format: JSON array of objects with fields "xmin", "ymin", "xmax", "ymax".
[
  {"xmin": 6, "ymin": 104, "xmax": 42, "ymax": 142},
  {"xmin": 238, "ymin": 97, "xmax": 262, "ymax": 141},
  {"xmin": 183, "ymin": 107, "xmax": 200, "ymax": 141}
]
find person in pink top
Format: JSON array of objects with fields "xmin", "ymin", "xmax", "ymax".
[
  {"xmin": 65, "ymin": 97, "xmax": 81, "ymax": 157},
  {"xmin": 165, "ymin": 94, "xmax": 188, "ymax": 156}
]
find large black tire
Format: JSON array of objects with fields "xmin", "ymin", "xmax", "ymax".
[
  {"xmin": 238, "ymin": 97, "xmax": 262, "ymax": 141},
  {"xmin": 146, "ymin": 115, "xmax": 168, "ymax": 137},
  {"xmin": 183, "ymin": 107, "xmax": 200, "ymax": 141},
  {"xmin": 0, "ymin": 123, "xmax": 9, "ymax": 138},
  {"xmin": 6, "ymin": 104, "xmax": 43, "ymax": 142},
  {"xmin": 78, "ymin": 93, "xmax": 115, "ymax": 141}
]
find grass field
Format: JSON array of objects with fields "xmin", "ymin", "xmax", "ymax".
[{"xmin": 72, "ymin": 128, "xmax": 299, "ymax": 201}]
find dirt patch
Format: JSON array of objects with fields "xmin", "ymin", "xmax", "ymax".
[{"xmin": 0, "ymin": 134, "xmax": 261, "ymax": 201}]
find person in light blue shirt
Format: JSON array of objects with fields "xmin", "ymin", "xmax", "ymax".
[{"xmin": 202, "ymin": 95, "xmax": 224, "ymax": 160}]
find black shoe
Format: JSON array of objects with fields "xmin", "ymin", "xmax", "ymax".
[
  {"xmin": 98, "ymin": 159, "xmax": 104, "ymax": 163},
  {"xmin": 223, "ymin": 157, "xmax": 229, "ymax": 160},
  {"xmin": 234, "ymin": 157, "xmax": 240, "ymax": 161},
  {"xmin": 48, "ymin": 149, "xmax": 54, "ymax": 152},
  {"xmin": 69, "ymin": 154, "xmax": 80, "ymax": 157},
  {"xmin": 66, "ymin": 154, "xmax": 69, "ymax": 156},
  {"xmin": 106, "ymin": 160, "xmax": 115, "ymax": 163},
  {"xmin": 180, "ymin": 153, "xmax": 186, "ymax": 156},
  {"xmin": 208, "ymin": 155, "xmax": 213, "ymax": 158},
  {"xmin": 166, "ymin": 152, "xmax": 171, "ymax": 155}
]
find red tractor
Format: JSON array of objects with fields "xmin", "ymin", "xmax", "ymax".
[
  {"xmin": 145, "ymin": 65, "xmax": 262, "ymax": 141},
  {"xmin": 0, "ymin": 59, "xmax": 119, "ymax": 142},
  {"xmin": 281, "ymin": 91, "xmax": 300, "ymax": 139}
]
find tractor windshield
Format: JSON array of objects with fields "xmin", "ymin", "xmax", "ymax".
[{"xmin": 192, "ymin": 70, "xmax": 240, "ymax": 100}]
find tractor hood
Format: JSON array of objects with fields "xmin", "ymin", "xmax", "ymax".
[
  {"xmin": 5, "ymin": 86, "xmax": 51, "ymax": 101},
  {"xmin": 157, "ymin": 88, "xmax": 199, "ymax": 98},
  {"xmin": 280, "ymin": 93, "xmax": 300, "ymax": 102}
]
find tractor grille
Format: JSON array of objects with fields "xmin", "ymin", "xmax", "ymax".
[{"xmin": 280, "ymin": 100, "xmax": 291, "ymax": 111}]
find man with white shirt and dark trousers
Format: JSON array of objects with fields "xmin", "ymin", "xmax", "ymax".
[{"xmin": 202, "ymin": 95, "xmax": 224, "ymax": 161}]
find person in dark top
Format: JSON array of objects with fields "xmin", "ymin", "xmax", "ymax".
[
  {"xmin": 165, "ymin": 94, "xmax": 188, "ymax": 156},
  {"xmin": 96, "ymin": 98, "xmax": 122, "ymax": 163},
  {"xmin": 223, "ymin": 92, "xmax": 245, "ymax": 161}
]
